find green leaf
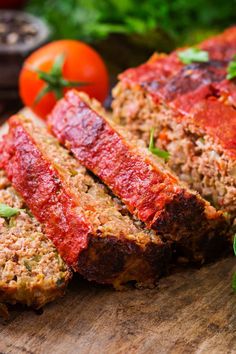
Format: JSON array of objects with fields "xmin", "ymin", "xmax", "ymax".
[
  {"xmin": 233, "ymin": 235, "xmax": 236, "ymax": 256},
  {"xmin": 0, "ymin": 203, "xmax": 20, "ymax": 218},
  {"xmin": 53, "ymin": 87, "xmax": 64, "ymax": 100},
  {"xmin": 56, "ymin": 277, "xmax": 65, "ymax": 287},
  {"xmin": 226, "ymin": 55, "xmax": 236, "ymax": 80},
  {"xmin": 149, "ymin": 128, "xmax": 170, "ymax": 161},
  {"xmin": 24, "ymin": 260, "xmax": 32, "ymax": 272},
  {"xmin": 34, "ymin": 85, "xmax": 51, "ymax": 105},
  {"xmin": 178, "ymin": 48, "xmax": 209, "ymax": 65},
  {"xmin": 33, "ymin": 53, "xmax": 90, "ymax": 105},
  {"xmin": 232, "ymin": 235, "xmax": 236, "ymax": 292},
  {"xmin": 26, "ymin": 0, "xmax": 236, "ymax": 46},
  {"xmin": 60, "ymin": 78, "xmax": 91, "ymax": 88},
  {"xmin": 51, "ymin": 53, "xmax": 65, "ymax": 77},
  {"xmin": 232, "ymin": 272, "xmax": 236, "ymax": 292}
]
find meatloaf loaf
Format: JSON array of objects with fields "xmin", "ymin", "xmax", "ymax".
[
  {"xmin": 0, "ymin": 115, "xmax": 170, "ymax": 288},
  {"xmin": 48, "ymin": 90, "xmax": 228, "ymax": 263},
  {"xmin": 0, "ymin": 169, "xmax": 71, "ymax": 309},
  {"xmin": 112, "ymin": 26, "xmax": 236, "ymax": 229}
]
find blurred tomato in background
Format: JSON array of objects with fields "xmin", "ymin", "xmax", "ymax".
[{"xmin": 19, "ymin": 39, "xmax": 109, "ymax": 118}]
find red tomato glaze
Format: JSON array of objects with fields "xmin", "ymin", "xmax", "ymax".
[
  {"xmin": 172, "ymin": 94, "xmax": 236, "ymax": 159},
  {"xmin": 0, "ymin": 116, "xmax": 90, "ymax": 269},
  {"xmin": 49, "ymin": 90, "xmax": 200, "ymax": 230},
  {"xmin": 120, "ymin": 26, "xmax": 236, "ymax": 159}
]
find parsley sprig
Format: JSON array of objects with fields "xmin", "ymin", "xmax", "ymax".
[
  {"xmin": 227, "ymin": 55, "xmax": 236, "ymax": 80},
  {"xmin": 0, "ymin": 203, "xmax": 21, "ymax": 218},
  {"xmin": 178, "ymin": 47, "xmax": 209, "ymax": 65},
  {"xmin": 149, "ymin": 128, "xmax": 170, "ymax": 161},
  {"xmin": 232, "ymin": 235, "xmax": 236, "ymax": 292}
]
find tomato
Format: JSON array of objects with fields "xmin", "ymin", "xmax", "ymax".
[{"xmin": 19, "ymin": 40, "xmax": 109, "ymax": 119}]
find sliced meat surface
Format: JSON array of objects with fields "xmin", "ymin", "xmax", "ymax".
[
  {"xmin": 111, "ymin": 26, "xmax": 236, "ymax": 230},
  {"xmin": 0, "ymin": 170, "xmax": 71, "ymax": 309},
  {"xmin": 48, "ymin": 90, "xmax": 229, "ymax": 263},
  {"xmin": 0, "ymin": 115, "xmax": 170, "ymax": 288}
]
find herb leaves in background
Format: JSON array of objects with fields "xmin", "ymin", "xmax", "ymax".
[
  {"xmin": 232, "ymin": 235, "xmax": 236, "ymax": 292},
  {"xmin": 178, "ymin": 48, "xmax": 209, "ymax": 64},
  {"xmin": 149, "ymin": 128, "xmax": 170, "ymax": 161},
  {"xmin": 227, "ymin": 55, "xmax": 236, "ymax": 81},
  {"xmin": 26, "ymin": 0, "xmax": 236, "ymax": 46},
  {"xmin": 0, "ymin": 203, "xmax": 20, "ymax": 218}
]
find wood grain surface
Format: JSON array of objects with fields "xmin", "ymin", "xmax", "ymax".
[{"xmin": 0, "ymin": 257, "xmax": 235, "ymax": 354}]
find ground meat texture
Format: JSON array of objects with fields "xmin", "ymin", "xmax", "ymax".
[
  {"xmin": 111, "ymin": 27, "xmax": 236, "ymax": 232},
  {"xmin": 48, "ymin": 90, "xmax": 229, "ymax": 264},
  {"xmin": 0, "ymin": 170, "xmax": 71, "ymax": 309},
  {"xmin": 0, "ymin": 115, "xmax": 170, "ymax": 288}
]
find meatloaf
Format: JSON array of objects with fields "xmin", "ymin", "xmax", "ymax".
[
  {"xmin": 0, "ymin": 115, "xmax": 170, "ymax": 288},
  {"xmin": 112, "ymin": 26, "xmax": 236, "ymax": 230},
  {"xmin": 0, "ymin": 169, "xmax": 71, "ymax": 309},
  {"xmin": 48, "ymin": 90, "xmax": 228, "ymax": 263}
]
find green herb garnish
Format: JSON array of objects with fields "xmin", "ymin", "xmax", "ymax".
[
  {"xmin": 232, "ymin": 235, "xmax": 236, "ymax": 292},
  {"xmin": 27, "ymin": 0, "xmax": 233, "ymax": 46},
  {"xmin": 149, "ymin": 128, "xmax": 170, "ymax": 161},
  {"xmin": 227, "ymin": 55, "xmax": 236, "ymax": 80},
  {"xmin": 32, "ymin": 255, "xmax": 41, "ymax": 263},
  {"xmin": 24, "ymin": 260, "xmax": 32, "ymax": 272},
  {"xmin": 178, "ymin": 48, "xmax": 209, "ymax": 65},
  {"xmin": 232, "ymin": 273, "xmax": 236, "ymax": 292},
  {"xmin": 56, "ymin": 277, "xmax": 65, "ymax": 288},
  {"xmin": 0, "ymin": 203, "xmax": 20, "ymax": 218}
]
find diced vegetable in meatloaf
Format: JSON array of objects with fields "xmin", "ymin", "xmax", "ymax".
[
  {"xmin": 0, "ymin": 169, "xmax": 71, "ymax": 309},
  {"xmin": 0, "ymin": 115, "xmax": 170, "ymax": 288},
  {"xmin": 48, "ymin": 90, "xmax": 229, "ymax": 264},
  {"xmin": 112, "ymin": 26, "xmax": 236, "ymax": 232}
]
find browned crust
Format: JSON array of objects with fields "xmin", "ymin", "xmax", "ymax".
[
  {"xmin": 152, "ymin": 190, "xmax": 228, "ymax": 263},
  {"xmin": 78, "ymin": 235, "xmax": 171, "ymax": 288}
]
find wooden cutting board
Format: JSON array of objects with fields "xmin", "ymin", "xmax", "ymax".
[
  {"xmin": 0, "ymin": 111, "xmax": 236, "ymax": 354},
  {"xmin": 0, "ymin": 258, "xmax": 235, "ymax": 354}
]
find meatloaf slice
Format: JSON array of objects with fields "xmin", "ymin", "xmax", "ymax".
[
  {"xmin": 111, "ymin": 27, "xmax": 236, "ymax": 229},
  {"xmin": 112, "ymin": 27, "xmax": 236, "ymax": 144},
  {"xmin": 48, "ymin": 90, "xmax": 228, "ymax": 263},
  {"xmin": 0, "ymin": 169, "xmax": 71, "ymax": 309},
  {"xmin": 157, "ymin": 90, "xmax": 236, "ymax": 230},
  {"xmin": 0, "ymin": 115, "xmax": 170, "ymax": 288}
]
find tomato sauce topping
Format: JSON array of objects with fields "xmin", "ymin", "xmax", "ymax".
[
  {"xmin": 0, "ymin": 116, "xmax": 90, "ymax": 269},
  {"xmin": 49, "ymin": 90, "xmax": 191, "ymax": 229},
  {"xmin": 120, "ymin": 26, "xmax": 236, "ymax": 158}
]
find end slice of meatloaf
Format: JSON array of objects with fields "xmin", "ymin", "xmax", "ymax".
[
  {"xmin": 0, "ymin": 115, "xmax": 170, "ymax": 288},
  {"xmin": 0, "ymin": 169, "xmax": 71, "ymax": 309},
  {"xmin": 111, "ymin": 27, "xmax": 236, "ymax": 230},
  {"xmin": 48, "ymin": 90, "xmax": 229, "ymax": 263},
  {"xmin": 112, "ymin": 27, "xmax": 236, "ymax": 144}
]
